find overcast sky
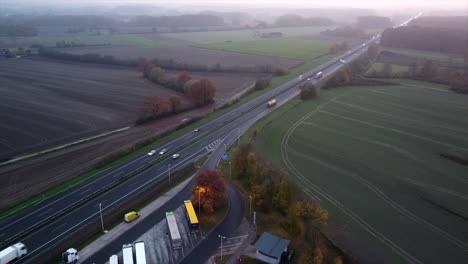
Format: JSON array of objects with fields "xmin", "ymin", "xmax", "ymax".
[{"xmin": 8, "ymin": 0, "xmax": 468, "ymax": 8}]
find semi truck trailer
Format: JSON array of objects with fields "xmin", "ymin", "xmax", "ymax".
[{"xmin": 0, "ymin": 243, "xmax": 27, "ymax": 264}]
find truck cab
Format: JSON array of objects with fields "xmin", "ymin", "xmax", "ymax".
[
  {"xmin": 0, "ymin": 242, "xmax": 27, "ymax": 264},
  {"xmin": 62, "ymin": 248, "xmax": 79, "ymax": 263}
]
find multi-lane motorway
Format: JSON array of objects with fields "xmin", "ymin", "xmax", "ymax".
[{"xmin": 1, "ymin": 34, "xmax": 380, "ymax": 263}]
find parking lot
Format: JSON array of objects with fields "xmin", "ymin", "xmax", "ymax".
[{"xmin": 108, "ymin": 206, "xmax": 201, "ymax": 264}]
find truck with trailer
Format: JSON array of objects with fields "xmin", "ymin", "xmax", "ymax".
[
  {"xmin": 122, "ymin": 244, "xmax": 134, "ymax": 264},
  {"xmin": 166, "ymin": 212, "xmax": 182, "ymax": 249},
  {"xmin": 134, "ymin": 241, "xmax": 147, "ymax": 264},
  {"xmin": 0, "ymin": 242, "xmax": 27, "ymax": 264}
]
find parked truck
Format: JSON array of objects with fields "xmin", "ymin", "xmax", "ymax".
[
  {"xmin": 122, "ymin": 244, "xmax": 134, "ymax": 264},
  {"xmin": 109, "ymin": 255, "xmax": 119, "ymax": 264},
  {"xmin": 0, "ymin": 242, "xmax": 27, "ymax": 264},
  {"xmin": 166, "ymin": 212, "xmax": 182, "ymax": 249},
  {"xmin": 134, "ymin": 241, "xmax": 147, "ymax": 264},
  {"xmin": 62, "ymin": 248, "xmax": 79, "ymax": 263}
]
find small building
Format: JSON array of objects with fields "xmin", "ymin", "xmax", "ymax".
[{"xmin": 254, "ymin": 232, "xmax": 290, "ymax": 264}]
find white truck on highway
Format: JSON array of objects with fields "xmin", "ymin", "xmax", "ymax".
[{"xmin": 0, "ymin": 242, "xmax": 27, "ymax": 264}]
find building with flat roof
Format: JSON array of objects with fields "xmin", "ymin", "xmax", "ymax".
[{"xmin": 253, "ymin": 232, "xmax": 290, "ymax": 264}]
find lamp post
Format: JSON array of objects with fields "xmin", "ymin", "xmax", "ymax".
[
  {"xmin": 228, "ymin": 161, "xmax": 231, "ymax": 179},
  {"xmin": 99, "ymin": 203, "xmax": 107, "ymax": 233},
  {"xmin": 196, "ymin": 187, "xmax": 202, "ymax": 215},
  {"xmin": 168, "ymin": 164, "xmax": 171, "ymax": 184},
  {"xmin": 218, "ymin": 235, "xmax": 226, "ymax": 260}
]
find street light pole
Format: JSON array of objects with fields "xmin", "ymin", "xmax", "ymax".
[
  {"xmin": 168, "ymin": 164, "xmax": 171, "ymax": 184},
  {"xmin": 229, "ymin": 161, "xmax": 231, "ymax": 179},
  {"xmin": 218, "ymin": 235, "xmax": 226, "ymax": 260},
  {"xmin": 99, "ymin": 203, "xmax": 106, "ymax": 233},
  {"xmin": 197, "ymin": 187, "xmax": 202, "ymax": 215}
]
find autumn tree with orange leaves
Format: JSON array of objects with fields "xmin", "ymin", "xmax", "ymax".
[
  {"xmin": 187, "ymin": 78, "xmax": 217, "ymax": 106},
  {"xmin": 139, "ymin": 96, "xmax": 171, "ymax": 119},
  {"xmin": 192, "ymin": 170, "xmax": 226, "ymax": 214},
  {"xmin": 176, "ymin": 72, "xmax": 192, "ymax": 90}
]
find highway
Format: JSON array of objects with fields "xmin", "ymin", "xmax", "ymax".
[{"xmin": 3, "ymin": 35, "xmax": 379, "ymax": 263}]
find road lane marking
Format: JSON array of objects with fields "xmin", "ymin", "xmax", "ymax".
[
  {"xmin": 37, "ymin": 208, "xmax": 54, "ymax": 217},
  {"xmin": 113, "ymin": 171, "xmax": 124, "ymax": 178},
  {"xmin": 51, "ymin": 222, "xmax": 68, "ymax": 233}
]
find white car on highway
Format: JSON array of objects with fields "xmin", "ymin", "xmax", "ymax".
[
  {"xmin": 147, "ymin": 150, "xmax": 156, "ymax": 156},
  {"xmin": 172, "ymin": 154, "xmax": 180, "ymax": 159},
  {"xmin": 159, "ymin": 149, "xmax": 168, "ymax": 155},
  {"xmin": 339, "ymin": 59, "xmax": 346, "ymax": 64}
]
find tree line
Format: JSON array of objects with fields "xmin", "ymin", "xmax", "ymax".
[
  {"xmin": 232, "ymin": 142, "xmax": 348, "ymax": 264},
  {"xmin": 274, "ymin": 14, "xmax": 335, "ymax": 27},
  {"xmin": 328, "ymin": 41, "xmax": 349, "ymax": 54},
  {"xmin": 368, "ymin": 60, "xmax": 468, "ymax": 94},
  {"xmin": 381, "ymin": 26, "xmax": 468, "ymax": 55},
  {"xmin": 139, "ymin": 60, "xmax": 217, "ymax": 107},
  {"xmin": 323, "ymin": 43, "xmax": 380, "ymax": 89}
]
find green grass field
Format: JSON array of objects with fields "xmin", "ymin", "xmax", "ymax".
[
  {"xmin": 113, "ymin": 34, "xmax": 164, "ymax": 47},
  {"xmin": 199, "ymin": 38, "xmax": 332, "ymax": 60},
  {"xmin": 382, "ymin": 46, "xmax": 464, "ymax": 63},
  {"xmin": 246, "ymin": 83, "xmax": 468, "ymax": 263},
  {"xmin": 162, "ymin": 26, "xmax": 333, "ymax": 44},
  {"xmin": 366, "ymin": 62, "xmax": 409, "ymax": 75}
]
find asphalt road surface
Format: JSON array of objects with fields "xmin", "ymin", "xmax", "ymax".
[{"xmin": 3, "ymin": 34, "xmax": 382, "ymax": 263}]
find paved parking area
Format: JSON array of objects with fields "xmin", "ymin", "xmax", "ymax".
[{"xmin": 106, "ymin": 206, "xmax": 202, "ymax": 264}]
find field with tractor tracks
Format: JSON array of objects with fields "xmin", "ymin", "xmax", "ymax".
[{"xmin": 250, "ymin": 82, "xmax": 468, "ymax": 264}]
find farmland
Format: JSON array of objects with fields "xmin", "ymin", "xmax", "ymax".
[
  {"xmin": 249, "ymin": 84, "xmax": 468, "ymax": 263},
  {"xmin": 199, "ymin": 38, "xmax": 332, "ymax": 60},
  {"xmin": 381, "ymin": 46, "xmax": 464, "ymax": 63},
  {"xmin": 162, "ymin": 26, "xmax": 334, "ymax": 44},
  {"xmin": 113, "ymin": 34, "xmax": 165, "ymax": 47},
  {"xmin": 0, "ymin": 57, "xmax": 267, "ymax": 160},
  {"xmin": 0, "ymin": 57, "xmax": 188, "ymax": 159},
  {"xmin": 60, "ymin": 45, "xmax": 303, "ymax": 69}
]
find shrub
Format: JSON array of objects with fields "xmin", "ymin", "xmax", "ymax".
[{"xmin": 254, "ymin": 77, "xmax": 271, "ymax": 90}]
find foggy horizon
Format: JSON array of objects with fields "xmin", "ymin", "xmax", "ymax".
[{"xmin": 3, "ymin": 0, "xmax": 468, "ymax": 9}]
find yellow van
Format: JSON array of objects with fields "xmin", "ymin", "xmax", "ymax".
[{"xmin": 124, "ymin": 211, "xmax": 140, "ymax": 222}]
